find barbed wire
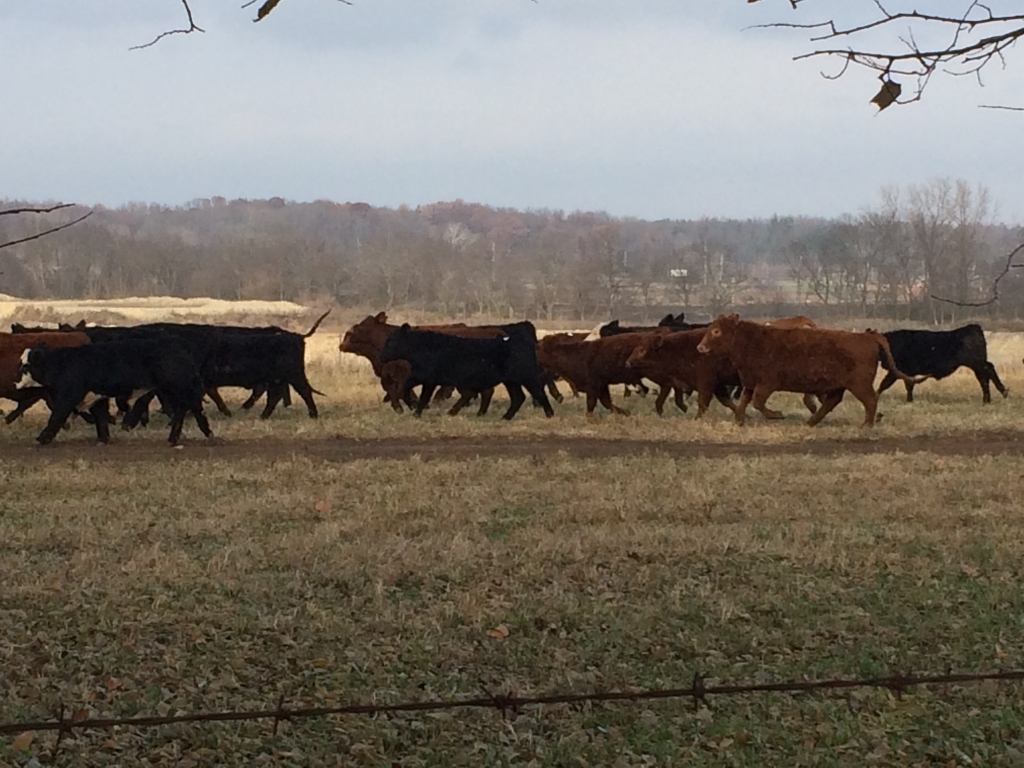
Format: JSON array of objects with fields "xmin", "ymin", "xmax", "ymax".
[{"xmin": 3, "ymin": 667, "xmax": 1023, "ymax": 745}]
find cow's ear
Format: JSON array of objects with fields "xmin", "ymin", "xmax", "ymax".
[
  {"xmin": 728, "ymin": 313, "xmax": 739, "ymax": 321},
  {"xmin": 400, "ymin": 323, "xmax": 411, "ymax": 330},
  {"xmin": 658, "ymin": 314, "xmax": 673, "ymax": 325},
  {"xmin": 676, "ymin": 312, "xmax": 685, "ymax": 322},
  {"xmin": 76, "ymin": 319, "xmax": 86, "ymax": 329},
  {"xmin": 375, "ymin": 311, "xmax": 387, "ymax": 323},
  {"xmin": 607, "ymin": 320, "xmax": 619, "ymax": 329}
]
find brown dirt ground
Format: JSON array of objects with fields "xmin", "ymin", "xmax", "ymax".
[{"xmin": 1, "ymin": 430, "xmax": 1023, "ymax": 463}]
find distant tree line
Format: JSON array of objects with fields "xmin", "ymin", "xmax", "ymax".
[{"xmin": 1, "ymin": 179, "xmax": 1021, "ymax": 323}]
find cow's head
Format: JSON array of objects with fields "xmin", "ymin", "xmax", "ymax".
[
  {"xmin": 15, "ymin": 346, "xmax": 47, "ymax": 390},
  {"xmin": 339, "ymin": 311, "xmax": 393, "ymax": 355},
  {"xmin": 625, "ymin": 333, "xmax": 666, "ymax": 369},
  {"xmin": 697, "ymin": 313, "xmax": 740, "ymax": 355},
  {"xmin": 598, "ymin": 320, "xmax": 620, "ymax": 338}
]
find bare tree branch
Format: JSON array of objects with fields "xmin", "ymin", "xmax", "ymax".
[
  {"xmin": 0, "ymin": 203, "xmax": 76, "ymax": 217},
  {"xmin": 749, "ymin": 1, "xmax": 1024, "ymax": 108},
  {"xmin": 0, "ymin": 211, "xmax": 94, "ymax": 251},
  {"xmin": 131, "ymin": 0, "xmax": 204, "ymax": 50},
  {"xmin": 931, "ymin": 240, "xmax": 1024, "ymax": 307}
]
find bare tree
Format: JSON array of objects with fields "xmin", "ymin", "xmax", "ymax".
[{"xmin": 752, "ymin": 1, "xmax": 1024, "ymax": 110}]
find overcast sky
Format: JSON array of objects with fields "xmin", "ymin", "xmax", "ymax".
[{"xmin": 2, "ymin": 1, "xmax": 1021, "ymax": 222}]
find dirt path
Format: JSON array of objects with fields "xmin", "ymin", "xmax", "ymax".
[{"xmin": 1, "ymin": 431, "xmax": 1023, "ymax": 464}]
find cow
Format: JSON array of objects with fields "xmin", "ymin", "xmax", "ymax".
[
  {"xmin": 695, "ymin": 313, "xmax": 923, "ymax": 427},
  {"xmin": 0, "ymin": 331, "xmax": 92, "ymax": 424},
  {"xmin": 624, "ymin": 329, "xmax": 740, "ymax": 417},
  {"xmin": 597, "ymin": 313, "xmax": 707, "ymax": 401},
  {"xmin": 877, "ymin": 324, "xmax": 1008, "ymax": 404},
  {"xmin": 537, "ymin": 332, "xmax": 686, "ymax": 417},
  {"xmin": 340, "ymin": 313, "xmax": 563, "ymax": 414},
  {"xmin": 72, "ymin": 311, "xmax": 329, "ymax": 420},
  {"xmin": 16, "ymin": 341, "xmax": 212, "ymax": 445},
  {"xmin": 377, "ymin": 322, "xmax": 554, "ymax": 420}
]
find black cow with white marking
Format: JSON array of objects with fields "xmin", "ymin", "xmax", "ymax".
[
  {"xmin": 17, "ymin": 341, "xmax": 212, "ymax": 445},
  {"xmin": 377, "ymin": 321, "xmax": 554, "ymax": 420},
  {"xmin": 878, "ymin": 324, "xmax": 1008, "ymax": 403}
]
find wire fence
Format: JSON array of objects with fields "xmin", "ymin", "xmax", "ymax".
[{"xmin": 2, "ymin": 667, "xmax": 1023, "ymax": 747}]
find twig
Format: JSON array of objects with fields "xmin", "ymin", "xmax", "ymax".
[
  {"xmin": 131, "ymin": 0, "xmax": 204, "ymax": 50},
  {"xmin": 931, "ymin": 240, "xmax": 1024, "ymax": 306},
  {"xmin": 0, "ymin": 211, "xmax": 93, "ymax": 251},
  {"xmin": 0, "ymin": 203, "xmax": 75, "ymax": 217}
]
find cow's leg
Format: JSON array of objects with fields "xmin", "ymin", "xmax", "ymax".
[
  {"xmin": 288, "ymin": 377, "xmax": 319, "ymax": 419},
  {"xmin": 637, "ymin": 382, "xmax": 649, "ymax": 397},
  {"xmin": 971, "ymin": 365, "xmax": 995, "ymax": 404},
  {"xmin": 903, "ymin": 380, "xmax": 916, "ymax": 402},
  {"xmin": 433, "ymin": 386, "xmax": 455, "ymax": 403},
  {"xmin": 260, "ymin": 385, "xmax": 287, "ymax": 419},
  {"xmin": 986, "ymin": 362, "xmax": 1009, "ymax": 398},
  {"xmin": 848, "ymin": 381, "xmax": 879, "ymax": 427},
  {"xmin": 123, "ymin": 391, "xmax": 158, "ymax": 431},
  {"xmin": 89, "ymin": 398, "xmax": 112, "ymax": 443},
  {"xmin": 447, "ymin": 389, "xmax": 477, "ymax": 416},
  {"xmin": 37, "ymin": 397, "xmax": 79, "ymax": 445},
  {"xmin": 598, "ymin": 384, "xmax": 628, "ymax": 415},
  {"xmin": 477, "ymin": 387, "xmax": 495, "ymax": 417},
  {"xmin": 241, "ymin": 385, "xmax": 265, "ymax": 410},
  {"xmin": 653, "ymin": 386, "xmax": 669, "ymax": 416},
  {"xmin": 672, "ymin": 386, "xmax": 688, "ymax": 414},
  {"xmin": 524, "ymin": 380, "xmax": 554, "ymax": 417},
  {"xmin": 585, "ymin": 390, "xmax": 598, "ymax": 418},
  {"xmin": 501, "ymin": 383, "xmax": 526, "ymax": 420},
  {"xmin": 546, "ymin": 379, "xmax": 564, "ymax": 404},
  {"xmin": 414, "ymin": 383, "xmax": 436, "ymax": 417},
  {"xmin": 282, "ymin": 386, "xmax": 293, "ymax": 408},
  {"xmin": 733, "ymin": 388, "xmax": 753, "ymax": 425},
  {"xmin": 806, "ymin": 389, "xmax": 844, "ymax": 427},
  {"xmin": 3, "ymin": 392, "xmax": 45, "ymax": 424},
  {"xmin": 167, "ymin": 409, "xmax": 187, "ymax": 445},
  {"xmin": 569, "ymin": 381, "xmax": 580, "ymax": 398},
  {"xmin": 802, "ymin": 393, "xmax": 819, "ymax": 414},
  {"xmin": 750, "ymin": 385, "xmax": 783, "ymax": 422},
  {"xmin": 708, "ymin": 383, "xmax": 737, "ymax": 416},
  {"xmin": 192, "ymin": 402, "xmax": 213, "ymax": 438},
  {"xmin": 207, "ymin": 388, "xmax": 233, "ymax": 417}
]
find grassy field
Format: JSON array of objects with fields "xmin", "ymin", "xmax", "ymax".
[{"xmin": 2, "ymin": 327, "xmax": 1024, "ymax": 766}]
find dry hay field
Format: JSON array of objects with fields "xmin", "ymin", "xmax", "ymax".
[{"xmin": 4, "ymin": 307, "xmax": 1024, "ymax": 766}]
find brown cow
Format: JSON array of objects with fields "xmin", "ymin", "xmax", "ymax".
[
  {"xmin": 0, "ymin": 331, "xmax": 91, "ymax": 423},
  {"xmin": 695, "ymin": 314, "xmax": 921, "ymax": 427},
  {"xmin": 537, "ymin": 332, "xmax": 685, "ymax": 416},
  {"xmin": 624, "ymin": 329, "xmax": 740, "ymax": 417}
]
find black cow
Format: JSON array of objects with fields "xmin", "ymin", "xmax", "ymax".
[
  {"xmin": 17, "ymin": 341, "xmax": 212, "ymax": 445},
  {"xmin": 598, "ymin": 313, "xmax": 707, "ymax": 338},
  {"xmin": 878, "ymin": 324, "xmax": 1008, "ymax": 403},
  {"xmin": 378, "ymin": 322, "xmax": 554, "ymax": 420},
  {"xmin": 68, "ymin": 311, "xmax": 329, "ymax": 419}
]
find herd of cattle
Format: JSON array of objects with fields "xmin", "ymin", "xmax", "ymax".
[
  {"xmin": 0, "ymin": 308, "xmax": 1010, "ymax": 445},
  {"xmin": 339, "ymin": 311, "xmax": 1008, "ymax": 428}
]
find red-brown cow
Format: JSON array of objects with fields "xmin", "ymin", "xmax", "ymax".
[
  {"xmin": 0, "ymin": 331, "xmax": 91, "ymax": 423},
  {"xmin": 537, "ymin": 332, "xmax": 685, "ymax": 416},
  {"xmin": 695, "ymin": 314, "xmax": 921, "ymax": 427},
  {"xmin": 624, "ymin": 329, "xmax": 740, "ymax": 417}
]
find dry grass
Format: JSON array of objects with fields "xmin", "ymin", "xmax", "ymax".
[{"xmin": 3, "ymin": 316, "xmax": 1024, "ymax": 765}]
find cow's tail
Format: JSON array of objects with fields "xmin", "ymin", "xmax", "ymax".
[
  {"xmin": 304, "ymin": 309, "xmax": 332, "ymax": 338},
  {"xmin": 872, "ymin": 332, "xmax": 929, "ymax": 385}
]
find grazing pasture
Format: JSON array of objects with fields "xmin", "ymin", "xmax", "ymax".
[{"xmin": 2, "ymin": 324, "xmax": 1024, "ymax": 765}]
